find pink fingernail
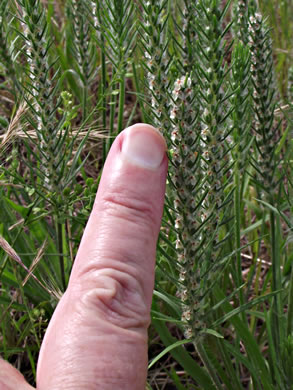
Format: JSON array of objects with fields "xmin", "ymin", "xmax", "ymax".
[{"xmin": 122, "ymin": 124, "xmax": 167, "ymax": 170}]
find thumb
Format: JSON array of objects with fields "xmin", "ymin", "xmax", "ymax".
[
  {"xmin": 37, "ymin": 124, "xmax": 168, "ymax": 390},
  {"xmin": 0, "ymin": 357, "xmax": 34, "ymax": 390}
]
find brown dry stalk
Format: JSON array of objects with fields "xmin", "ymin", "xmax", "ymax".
[
  {"xmin": 0, "ymin": 128, "xmax": 107, "ymax": 142},
  {"xmin": 22, "ymin": 238, "xmax": 47, "ymax": 286},
  {"xmin": 0, "ymin": 127, "xmax": 108, "ymax": 145},
  {"xmin": 274, "ymin": 104, "xmax": 291, "ymax": 116},
  {"xmin": 0, "ymin": 234, "xmax": 24, "ymax": 267},
  {"xmin": 0, "ymin": 102, "xmax": 27, "ymax": 149},
  {"xmin": 0, "ymin": 100, "xmax": 108, "ymax": 148},
  {"xmin": 0, "ymin": 182, "xmax": 23, "ymax": 189},
  {"xmin": 8, "ymin": 218, "xmax": 25, "ymax": 231},
  {"xmin": 0, "ymin": 234, "xmax": 53, "ymax": 295}
]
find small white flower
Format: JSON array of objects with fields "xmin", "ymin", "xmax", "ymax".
[
  {"xmin": 179, "ymin": 270, "xmax": 186, "ymax": 282},
  {"xmin": 170, "ymin": 107, "xmax": 178, "ymax": 119},
  {"xmin": 171, "ymin": 129, "xmax": 181, "ymax": 143},
  {"xmin": 172, "ymin": 88, "xmax": 181, "ymax": 101},
  {"xmin": 145, "ymin": 51, "xmax": 151, "ymax": 59},
  {"xmin": 178, "ymin": 254, "xmax": 186, "ymax": 263},
  {"xmin": 184, "ymin": 327, "xmax": 194, "ymax": 339},
  {"xmin": 176, "ymin": 239, "xmax": 183, "ymax": 250},
  {"xmin": 175, "ymin": 217, "xmax": 183, "ymax": 229},
  {"xmin": 181, "ymin": 289, "xmax": 188, "ymax": 301},
  {"xmin": 174, "ymin": 197, "xmax": 181, "ymax": 209},
  {"xmin": 182, "ymin": 309, "xmax": 191, "ymax": 321},
  {"xmin": 203, "ymin": 150, "xmax": 210, "ymax": 160},
  {"xmin": 207, "ymin": 67, "xmax": 213, "ymax": 76}
]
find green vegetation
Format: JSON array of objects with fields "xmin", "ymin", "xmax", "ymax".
[{"xmin": 0, "ymin": 0, "xmax": 292, "ymax": 388}]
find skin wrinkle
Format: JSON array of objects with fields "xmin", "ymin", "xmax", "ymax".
[
  {"xmin": 81, "ymin": 288, "xmax": 149, "ymax": 330},
  {"xmin": 72, "ymin": 218, "xmax": 156, "ymax": 304},
  {"xmin": 73, "ymin": 268, "xmax": 150, "ymax": 330},
  {"xmin": 87, "ymin": 218, "xmax": 154, "ymax": 269},
  {"xmin": 99, "ymin": 190, "xmax": 159, "ymax": 234},
  {"xmin": 74, "ymin": 254, "xmax": 150, "ymax": 299}
]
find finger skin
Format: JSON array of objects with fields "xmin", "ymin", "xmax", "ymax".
[
  {"xmin": 36, "ymin": 124, "xmax": 168, "ymax": 390},
  {"xmin": 0, "ymin": 357, "xmax": 35, "ymax": 390}
]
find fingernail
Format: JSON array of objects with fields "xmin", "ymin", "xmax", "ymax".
[{"xmin": 122, "ymin": 124, "xmax": 167, "ymax": 170}]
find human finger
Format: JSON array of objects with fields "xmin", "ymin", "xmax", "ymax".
[{"xmin": 37, "ymin": 124, "xmax": 168, "ymax": 390}]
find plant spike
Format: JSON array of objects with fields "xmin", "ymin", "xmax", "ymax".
[
  {"xmin": 170, "ymin": 0, "xmax": 234, "ymax": 345},
  {"xmin": 230, "ymin": 43, "xmax": 252, "ymax": 175},
  {"xmin": 173, "ymin": 1, "xmax": 198, "ymax": 74},
  {"xmin": 94, "ymin": 0, "xmax": 135, "ymax": 71},
  {"xmin": 230, "ymin": 42, "xmax": 251, "ymax": 307},
  {"xmin": 248, "ymin": 8, "xmax": 286, "ymax": 384},
  {"xmin": 138, "ymin": 0, "xmax": 171, "ymax": 133},
  {"xmin": 196, "ymin": 0, "xmax": 233, "ymax": 252},
  {"xmin": 169, "ymin": 75, "xmax": 202, "ymax": 340},
  {"xmin": 232, "ymin": 0, "xmax": 249, "ymax": 45},
  {"xmin": 70, "ymin": 0, "xmax": 94, "ymax": 83},
  {"xmin": 0, "ymin": 0, "xmax": 18, "ymax": 96},
  {"xmin": 69, "ymin": 0, "xmax": 96, "ymax": 118},
  {"xmin": 91, "ymin": 0, "xmax": 135, "ymax": 147},
  {"xmin": 17, "ymin": 0, "xmax": 59, "ymax": 190},
  {"xmin": 248, "ymin": 10, "xmax": 280, "ymax": 195},
  {"xmin": 15, "ymin": 0, "xmax": 84, "ymax": 201}
]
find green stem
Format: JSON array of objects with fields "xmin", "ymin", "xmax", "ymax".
[
  {"xmin": 234, "ymin": 155, "xmax": 247, "ymax": 329},
  {"xmin": 214, "ymin": 338, "xmax": 243, "ymax": 388},
  {"xmin": 117, "ymin": 75, "xmax": 125, "ymax": 134},
  {"xmin": 269, "ymin": 209, "xmax": 282, "ymax": 362},
  {"xmin": 107, "ymin": 84, "xmax": 117, "ymax": 154},
  {"xmin": 101, "ymin": 41, "xmax": 107, "ymax": 162},
  {"xmin": 132, "ymin": 62, "xmax": 146, "ymax": 123},
  {"xmin": 57, "ymin": 219, "xmax": 66, "ymax": 291},
  {"xmin": 195, "ymin": 342, "xmax": 223, "ymax": 390},
  {"xmin": 96, "ymin": 0, "xmax": 107, "ymax": 161},
  {"xmin": 234, "ymin": 167, "xmax": 243, "ymax": 289},
  {"xmin": 287, "ymin": 262, "xmax": 293, "ymax": 336},
  {"xmin": 82, "ymin": 83, "xmax": 87, "ymax": 121},
  {"xmin": 152, "ymin": 305, "xmax": 215, "ymax": 389}
]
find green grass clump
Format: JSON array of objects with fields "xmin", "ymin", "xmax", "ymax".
[{"xmin": 0, "ymin": 0, "xmax": 293, "ymax": 388}]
